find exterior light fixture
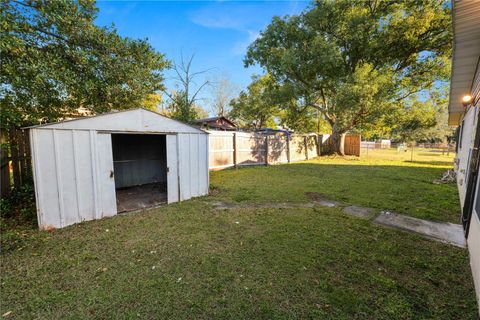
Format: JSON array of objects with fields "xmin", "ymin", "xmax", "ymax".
[{"xmin": 462, "ymin": 94, "xmax": 473, "ymax": 106}]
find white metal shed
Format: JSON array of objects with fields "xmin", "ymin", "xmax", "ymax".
[{"xmin": 28, "ymin": 108, "xmax": 209, "ymax": 229}]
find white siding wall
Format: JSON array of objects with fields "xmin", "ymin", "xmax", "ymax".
[
  {"xmin": 468, "ymin": 185, "xmax": 480, "ymax": 304},
  {"xmin": 31, "ymin": 129, "xmax": 117, "ymax": 229},
  {"xmin": 455, "ymin": 66, "xmax": 480, "ymax": 310},
  {"xmin": 456, "ymin": 105, "xmax": 478, "ymax": 207}
]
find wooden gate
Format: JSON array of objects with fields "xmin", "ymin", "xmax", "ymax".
[{"xmin": 344, "ymin": 135, "xmax": 361, "ymax": 156}]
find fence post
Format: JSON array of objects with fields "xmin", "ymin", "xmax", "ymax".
[
  {"xmin": 265, "ymin": 134, "xmax": 269, "ymax": 166},
  {"xmin": 18, "ymin": 129, "xmax": 27, "ymax": 183},
  {"xmin": 24, "ymin": 130, "xmax": 32, "ymax": 178},
  {"xmin": 286, "ymin": 133, "xmax": 291, "ymax": 163},
  {"xmin": 9, "ymin": 128, "xmax": 21, "ymax": 189},
  {"xmin": 304, "ymin": 135, "xmax": 308, "ymax": 160},
  {"xmin": 318, "ymin": 135, "xmax": 323, "ymax": 156},
  {"xmin": 233, "ymin": 132, "xmax": 238, "ymax": 168}
]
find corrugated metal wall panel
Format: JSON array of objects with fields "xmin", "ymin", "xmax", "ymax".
[
  {"xmin": 96, "ymin": 133, "xmax": 117, "ymax": 218},
  {"xmin": 31, "ymin": 129, "xmax": 119, "ymax": 229},
  {"xmin": 74, "ymin": 130, "xmax": 96, "ymax": 222},
  {"xmin": 33, "ymin": 129, "xmax": 61, "ymax": 228},
  {"xmin": 31, "ymin": 126, "xmax": 208, "ymax": 229},
  {"xmin": 189, "ymin": 134, "xmax": 200, "ymax": 197},
  {"xmin": 199, "ymin": 134, "xmax": 209, "ymax": 195},
  {"xmin": 56, "ymin": 130, "xmax": 80, "ymax": 226},
  {"xmin": 178, "ymin": 133, "xmax": 191, "ymax": 201},
  {"xmin": 167, "ymin": 134, "xmax": 179, "ymax": 203},
  {"xmin": 176, "ymin": 133, "xmax": 209, "ymax": 201}
]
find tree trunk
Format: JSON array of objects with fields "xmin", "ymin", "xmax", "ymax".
[{"xmin": 331, "ymin": 124, "xmax": 346, "ymax": 156}]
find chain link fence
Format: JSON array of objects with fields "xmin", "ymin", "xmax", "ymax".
[{"xmin": 360, "ymin": 141, "xmax": 456, "ymax": 163}]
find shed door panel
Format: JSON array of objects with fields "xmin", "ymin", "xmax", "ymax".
[
  {"xmin": 189, "ymin": 134, "xmax": 200, "ymax": 197},
  {"xmin": 56, "ymin": 130, "xmax": 80, "ymax": 227},
  {"xmin": 74, "ymin": 131, "xmax": 96, "ymax": 222},
  {"xmin": 33, "ymin": 129, "xmax": 61, "ymax": 228},
  {"xmin": 96, "ymin": 133, "xmax": 117, "ymax": 217},
  {"xmin": 199, "ymin": 134, "xmax": 209, "ymax": 196},
  {"xmin": 178, "ymin": 134, "xmax": 191, "ymax": 201},
  {"xmin": 167, "ymin": 135, "xmax": 179, "ymax": 203}
]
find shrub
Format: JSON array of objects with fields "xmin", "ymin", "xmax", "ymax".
[{"xmin": 0, "ymin": 181, "xmax": 36, "ymax": 222}]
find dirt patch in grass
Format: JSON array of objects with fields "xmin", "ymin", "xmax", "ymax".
[
  {"xmin": 305, "ymin": 192, "xmax": 340, "ymax": 207},
  {"xmin": 209, "ymin": 185, "xmax": 222, "ymax": 197},
  {"xmin": 305, "ymin": 192, "xmax": 331, "ymax": 202}
]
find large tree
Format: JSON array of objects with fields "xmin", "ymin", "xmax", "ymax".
[
  {"xmin": 384, "ymin": 88, "xmax": 453, "ymax": 143},
  {"xmin": 245, "ymin": 0, "xmax": 451, "ymax": 154},
  {"xmin": 209, "ymin": 74, "xmax": 238, "ymax": 117},
  {"xmin": 163, "ymin": 53, "xmax": 210, "ymax": 123},
  {"xmin": 1, "ymin": 0, "xmax": 168, "ymax": 128},
  {"xmin": 161, "ymin": 90, "xmax": 208, "ymax": 123},
  {"xmin": 229, "ymin": 74, "xmax": 281, "ymax": 130}
]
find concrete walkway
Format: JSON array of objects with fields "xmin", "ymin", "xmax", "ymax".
[
  {"xmin": 374, "ymin": 211, "xmax": 466, "ymax": 248},
  {"xmin": 210, "ymin": 196, "xmax": 466, "ymax": 248}
]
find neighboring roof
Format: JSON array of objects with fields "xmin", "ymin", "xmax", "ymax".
[
  {"xmin": 195, "ymin": 116, "xmax": 236, "ymax": 127},
  {"xmin": 26, "ymin": 108, "xmax": 207, "ymax": 134},
  {"xmin": 448, "ymin": 1, "xmax": 480, "ymax": 126}
]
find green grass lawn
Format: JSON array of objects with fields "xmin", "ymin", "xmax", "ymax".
[
  {"xmin": 213, "ymin": 148, "xmax": 459, "ymax": 223},
  {"xmin": 1, "ymin": 150, "xmax": 477, "ymax": 319}
]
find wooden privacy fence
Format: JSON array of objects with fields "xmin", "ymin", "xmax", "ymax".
[
  {"xmin": 318, "ymin": 134, "xmax": 361, "ymax": 157},
  {"xmin": 344, "ymin": 135, "xmax": 361, "ymax": 157},
  {"xmin": 208, "ymin": 130, "xmax": 320, "ymax": 170},
  {"xmin": 0, "ymin": 128, "xmax": 32, "ymax": 198}
]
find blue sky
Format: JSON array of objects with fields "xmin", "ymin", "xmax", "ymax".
[{"xmin": 95, "ymin": 1, "xmax": 310, "ymax": 113}]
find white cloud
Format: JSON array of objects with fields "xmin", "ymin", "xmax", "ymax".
[
  {"xmin": 189, "ymin": 4, "xmax": 263, "ymax": 56},
  {"xmin": 232, "ymin": 30, "xmax": 260, "ymax": 55},
  {"xmin": 188, "ymin": 3, "xmax": 265, "ymax": 32},
  {"xmin": 190, "ymin": 11, "xmax": 246, "ymax": 31}
]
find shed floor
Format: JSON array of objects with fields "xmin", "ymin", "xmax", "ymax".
[{"xmin": 116, "ymin": 183, "xmax": 167, "ymax": 213}]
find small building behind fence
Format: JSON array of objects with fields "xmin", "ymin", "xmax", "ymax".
[{"xmin": 195, "ymin": 116, "xmax": 237, "ymax": 131}]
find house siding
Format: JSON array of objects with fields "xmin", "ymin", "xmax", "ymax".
[{"xmin": 455, "ymin": 65, "xmax": 480, "ymax": 309}]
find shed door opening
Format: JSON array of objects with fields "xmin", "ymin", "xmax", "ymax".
[{"xmin": 112, "ymin": 134, "xmax": 167, "ymax": 212}]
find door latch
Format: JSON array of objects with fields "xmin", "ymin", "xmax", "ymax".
[
  {"xmin": 166, "ymin": 167, "xmax": 170, "ymax": 173},
  {"xmin": 110, "ymin": 170, "xmax": 114, "ymax": 178}
]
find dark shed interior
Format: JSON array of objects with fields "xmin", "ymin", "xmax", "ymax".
[{"xmin": 111, "ymin": 134, "xmax": 167, "ymax": 212}]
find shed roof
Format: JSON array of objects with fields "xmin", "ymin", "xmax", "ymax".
[
  {"xmin": 448, "ymin": 1, "xmax": 480, "ymax": 126},
  {"xmin": 26, "ymin": 108, "xmax": 207, "ymax": 134}
]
